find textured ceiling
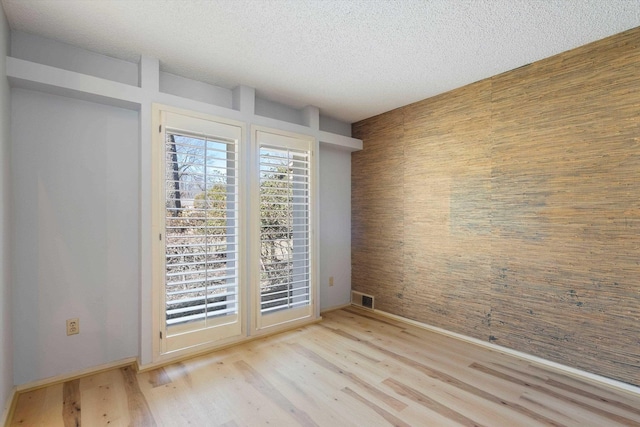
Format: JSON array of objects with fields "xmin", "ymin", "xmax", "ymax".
[{"xmin": 2, "ymin": 0, "xmax": 640, "ymax": 123}]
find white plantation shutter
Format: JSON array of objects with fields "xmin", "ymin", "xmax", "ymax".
[
  {"xmin": 153, "ymin": 108, "xmax": 244, "ymax": 355},
  {"xmin": 164, "ymin": 130, "xmax": 239, "ymax": 326},
  {"xmin": 255, "ymin": 129, "xmax": 315, "ymax": 328},
  {"xmin": 153, "ymin": 109, "xmax": 318, "ymax": 357},
  {"xmin": 259, "ymin": 146, "xmax": 311, "ymax": 313}
]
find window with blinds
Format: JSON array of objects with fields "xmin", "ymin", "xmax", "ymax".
[
  {"xmin": 164, "ymin": 129, "xmax": 239, "ymax": 329},
  {"xmin": 258, "ymin": 144, "xmax": 311, "ymax": 314},
  {"xmin": 153, "ymin": 109, "xmax": 317, "ymax": 356}
]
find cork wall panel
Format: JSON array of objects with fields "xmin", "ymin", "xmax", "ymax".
[{"xmin": 351, "ymin": 27, "xmax": 640, "ymax": 385}]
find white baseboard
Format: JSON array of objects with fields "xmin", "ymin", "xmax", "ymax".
[
  {"xmin": 354, "ymin": 305, "xmax": 640, "ymax": 397},
  {"xmin": 320, "ymin": 303, "xmax": 352, "ymax": 314},
  {"xmin": 1, "ymin": 386, "xmax": 17, "ymax": 427},
  {"xmin": 15, "ymin": 357, "xmax": 137, "ymax": 393}
]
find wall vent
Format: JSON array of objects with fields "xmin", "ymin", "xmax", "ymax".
[{"xmin": 351, "ymin": 291, "xmax": 375, "ymax": 310}]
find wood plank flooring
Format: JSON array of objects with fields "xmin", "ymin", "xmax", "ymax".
[{"xmin": 10, "ymin": 307, "xmax": 640, "ymax": 426}]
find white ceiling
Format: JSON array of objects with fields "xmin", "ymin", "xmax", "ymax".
[{"xmin": 2, "ymin": 0, "xmax": 640, "ymax": 124}]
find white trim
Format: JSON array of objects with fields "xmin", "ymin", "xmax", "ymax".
[
  {"xmin": 250, "ymin": 126, "xmax": 319, "ymax": 334},
  {"xmin": 6, "ymin": 57, "xmax": 363, "ymax": 152},
  {"xmin": 6, "ymin": 57, "xmax": 141, "ymax": 109},
  {"xmin": 320, "ymin": 303, "xmax": 351, "ymax": 314},
  {"xmin": 360, "ymin": 306, "xmax": 640, "ymax": 397},
  {"xmin": 151, "ymin": 104, "xmax": 246, "ymax": 360},
  {"xmin": 15, "ymin": 357, "xmax": 137, "ymax": 393},
  {"xmin": 1, "ymin": 386, "xmax": 17, "ymax": 427}
]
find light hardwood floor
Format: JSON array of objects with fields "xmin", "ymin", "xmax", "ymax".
[{"xmin": 10, "ymin": 307, "xmax": 640, "ymax": 426}]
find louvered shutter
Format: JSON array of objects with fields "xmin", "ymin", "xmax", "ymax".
[
  {"xmin": 254, "ymin": 128, "xmax": 316, "ymax": 330},
  {"xmin": 164, "ymin": 130, "xmax": 239, "ymax": 327},
  {"xmin": 259, "ymin": 145, "xmax": 311, "ymax": 313},
  {"xmin": 153, "ymin": 109, "xmax": 244, "ymax": 354}
]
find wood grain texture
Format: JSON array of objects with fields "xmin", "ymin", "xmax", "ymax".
[
  {"xmin": 352, "ymin": 26, "xmax": 640, "ymax": 386},
  {"xmin": 289, "ymin": 342, "xmax": 407, "ymax": 411},
  {"xmin": 120, "ymin": 366, "xmax": 156, "ymax": 426},
  {"xmin": 62, "ymin": 380, "xmax": 81, "ymax": 427},
  {"xmin": 234, "ymin": 359, "xmax": 319, "ymax": 427},
  {"xmin": 383, "ymin": 377, "xmax": 488, "ymax": 427},
  {"xmin": 8, "ymin": 309, "xmax": 640, "ymax": 426},
  {"xmin": 470, "ymin": 362, "xmax": 639, "ymax": 425},
  {"xmin": 341, "ymin": 387, "xmax": 412, "ymax": 427},
  {"xmin": 147, "ymin": 367, "xmax": 171, "ymax": 388}
]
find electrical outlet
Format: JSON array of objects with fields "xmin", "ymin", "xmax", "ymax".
[
  {"xmin": 329, "ymin": 276, "xmax": 334, "ymax": 287},
  {"xmin": 67, "ymin": 318, "xmax": 79, "ymax": 336}
]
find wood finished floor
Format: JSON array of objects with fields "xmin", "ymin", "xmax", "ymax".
[{"xmin": 10, "ymin": 307, "xmax": 640, "ymax": 426}]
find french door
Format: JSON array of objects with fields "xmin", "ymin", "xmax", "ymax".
[
  {"xmin": 153, "ymin": 108, "xmax": 244, "ymax": 354},
  {"xmin": 252, "ymin": 129, "xmax": 316, "ymax": 331},
  {"xmin": 152, "ymin": 106, "xmax": 316, "ymax": 358}
]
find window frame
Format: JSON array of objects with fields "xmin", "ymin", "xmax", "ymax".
[
  {"xmin": 150, "ymin": 108, "xmax": 319, "ymax": 363},
  {"xmin": 151, "ymin": 104, "xmax": 247, "ymax": 360},
  {"xmin": 250, "ymin": 126, "xmax": 319, "ymax": 334}
]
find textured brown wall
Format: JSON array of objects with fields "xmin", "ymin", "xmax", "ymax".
[{"xmin": 351, "ymin": 27, "xmax": 640, "ymax": 386}]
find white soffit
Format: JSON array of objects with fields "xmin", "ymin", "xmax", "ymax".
[{"xmin": 2, "ymin": 0, "xmax": 640, "ymax": 123}]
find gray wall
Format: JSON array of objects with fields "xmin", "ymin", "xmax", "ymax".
[
  {"xmin": 11, "ymin": 89, "xmax": 140, "ymax": 384},
  {"xmin": 0, "ymin": 5, "xmax": 13, "ymax": 415},
  {"xmin": 319, "ymin": 146, "xmax": 351, "ymax": 310},
  {"xmin": 8, "ymin": 32, "xmax": 354, "ymax": 386},
  {"xmin": 9, "ymin": 89, "xmax": 353, "ymax": 385}
]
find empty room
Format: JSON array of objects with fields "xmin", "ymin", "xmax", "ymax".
[{"xmin": 1, "ymin": 1, "xmax": 640, "ymax": 426}]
